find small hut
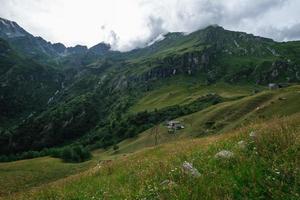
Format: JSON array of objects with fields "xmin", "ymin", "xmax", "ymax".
[{"xmin": 166, "ymin": 121, "xmax": 184, "ymax": 133}]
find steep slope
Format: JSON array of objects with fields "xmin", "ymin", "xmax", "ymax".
[
  {"xmin": 0, "ymin": 39, "xmax": 63, "ymax": 125},
  {"xmin": 0, "ymin": 18, "xmax": 28, "ymax": 39},
  {"xmin": 113, "ymin": 85, "xmax": 300, "ymax": 154},
  {"xmin": 118, "ymin": 25, "xmax": 300, "ymax": 86},
  {"xmin": 0, "ymin": 18, "xmax": 62, "ymax": 61}
]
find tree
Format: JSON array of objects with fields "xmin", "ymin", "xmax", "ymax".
[
  {"xmin": 61, "ymin": 147, "xmax": 73, "ymax": 162},
  {"xmin": 60, "ymin": 146, "xmax": 92, "ymax": 163}
]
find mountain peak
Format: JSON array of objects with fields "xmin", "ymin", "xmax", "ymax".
[
  {"xmin": 205, "ymin": 24, "xmax": 223, "ymax": 29},
  {"xmin": 90, "ymin": 42, "xmax": 111, "ymax": 50},
  {"xmin": 67, "ymin": 45, "xmax": 88, "ymax": 54},
  {"xmin": 0, "ymin": 17, "xmax": 13, "ymax": 25},
  {"xmin": 52, "ymin": 43, "xmax": 67, "ymax": 54},
  {"xmin": 88, "ymin": 42, "xmax": 111, "ymax": 55},
  {"xmin": 163, "ymin": 32, "xmax": 184, "ymax": 39},
  {"xmin": 199, "ymin": 24, "xmax": 225, "ymax": 34},
  {"xmin": 0, "ymin": 17, "xmax": 29, "ymax": 38}
]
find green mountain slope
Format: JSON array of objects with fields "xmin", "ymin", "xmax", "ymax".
[
  {"xmin": 0, "ymin": 21, "xmax": 300, "ymax": 160},
  {"xmin": 0, "ymin": 39, "xmax": 63, "ymax": 125},
  {"xmin": 114, "ymin": 85, "xmax": 300, "ymax": 154}
]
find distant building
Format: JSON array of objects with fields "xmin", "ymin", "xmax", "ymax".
[{"xmin": 167, "ymin": 121, "xmax": 184, "ymax": 133}]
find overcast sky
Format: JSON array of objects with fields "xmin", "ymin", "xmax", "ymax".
[{"xmin": 1, "ymin": 0, "xmax": 300, "ymax": 51}]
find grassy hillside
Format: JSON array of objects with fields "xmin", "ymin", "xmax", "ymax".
[
  {"xmin": 9, "ymin": 113, "xmax": 299, "ymax": 200},
  {"xmin": 0, "ymin": 150, "xmax": 119, "ymax": 197},
  {"xmin": 118, "ymin": 85, "xmax": 300, "ymax": 154},
  {"xmin": 0, "ymin": 156, "xmax": 93, "ymax": 197},
  {"xmin": 1, "ymin": 85, "xmax": 299, "ymax": 199},
  {"xmin": 130, "ymin": 76, "xmax": 262, "ymax": 113}
]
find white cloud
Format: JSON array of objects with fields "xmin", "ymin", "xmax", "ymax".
[{"xmin": 0, "ymin": 0, "xmax": 300, "ymax": 51}]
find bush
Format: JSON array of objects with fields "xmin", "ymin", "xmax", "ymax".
[
  {"xmin": 20, "ymin": 151, "xmax": 41, "ymax": 159},
  {"xmin": 0, "ymin": 146, "xmax": 92, "ymax": 163},
  {"xmin": 0, "ymin": 150, "xmax": 44, "ymax": 162},
  {"xmin": 60, "ymin": 146, "xmax": 92, "ymax": 163},
  {"xmin": 113, "ymin": 144, "xmax": 119, "ymax": 151},
  {"xmin": 0, "ymin": 155, "xmax": 8, "ymax": 162},
  {"xmin": 48, "ymin": 148, "xmax": 62, "ymax": 158}
]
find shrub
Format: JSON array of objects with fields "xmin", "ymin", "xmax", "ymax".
[
  {"xmin": 113, "ymin": 144, "xmax": 119, "ymax": 151},
  {"xmin": 0, "ymin": 155, "xmax": 8, "ymax": 162},
  {"xmin": 60, "ymin": 146, "xmax": 92, "ymax": 163},
  {"xmin": 48, "ymin": 148, "xmax": 62, "ymax": 158}
]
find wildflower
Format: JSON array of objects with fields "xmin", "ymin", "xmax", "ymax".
[{"xmin": 249, "ymin": 131, "xmax": 257, "ymax": 138}]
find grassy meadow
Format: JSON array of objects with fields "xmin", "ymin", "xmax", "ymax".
[
  {"xmin": 130, "ymin": 78, "xmax": 260, "ymax": 113},
  {"xmin": 0, "ymin": 85, "xmax": 299, "ymax": 199},
  {"xmin": 8, "ymin": 113, "xmax": 300, "ymax": 200}
]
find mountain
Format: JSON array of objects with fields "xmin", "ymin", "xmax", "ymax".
[
  {"xmin": 0, "ymin": 20, "xmax": 300, "ymax": 159},
  {"xmin": 0, "ymin": 18, "xmax": 29, "ymax": 38},
  {"xmin": 0, "ymin": 17, "xmax": 63, "ymax": 60},
  {"xmin": 67, "ymin": 45, "xmax": 88, "ymax": 55},
  {"xmin": 118, "ymin": 25, "xmax": 300, "ymax": 86},
  {"xmin": 81, "ymin": 42, "xmax": 112, "ymax": 64},
  {"xmin": 0, "ymin": 18, "xmax": 104, "ymax": 64},
  {"xmin": 88, "ymin": 42, "xmax": 111, "ymax": 55},
  {"xmin": 52, "ymin": 43, "xmax": 67, "ymax": 54}
]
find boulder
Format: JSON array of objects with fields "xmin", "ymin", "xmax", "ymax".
[
  {"xmin": 215, "ymin": 150, "xmax": 234, "ymax": 159},
  {"xmin": 182, "ymin": 161, "xmax": 201, "ymax": 177}
]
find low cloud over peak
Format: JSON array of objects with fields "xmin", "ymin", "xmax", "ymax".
[{"xmin": 0, "ymin": 0, "xmax": 300, "ymax": 51}]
